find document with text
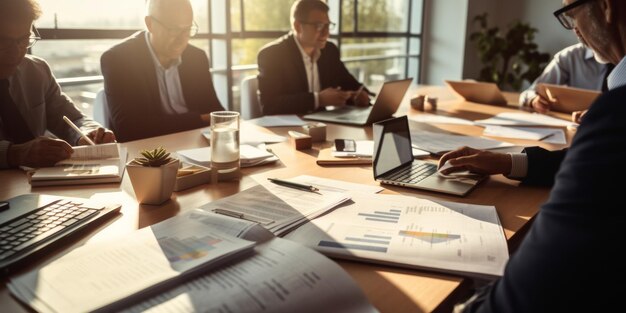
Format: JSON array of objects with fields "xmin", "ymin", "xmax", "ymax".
[
  {"xmin": 9, "ymin": 210, "xmax": 376, "ymax": 313},
  {"xmin": 285, "ymin": 193, "xmax": 509, "ymax": 279}
]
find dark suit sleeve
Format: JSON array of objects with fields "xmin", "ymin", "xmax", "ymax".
[
  {"xmin": 257, "ymin": 46, "xmax": 316, "ymax": 115},
  {"xmin": 322, "ymin": 43, "xmax": 361, "ymax": 92},
  {"xmin": 460, "ymin": 87, "xmax": 626, "ymax": 312},
  {"xmin": 101, "ymin": 43, "xmax": 208, "ymax": 142},
  {"xmin": 520, "ymin": 146, "xmax": 567, "ymax": 186}
]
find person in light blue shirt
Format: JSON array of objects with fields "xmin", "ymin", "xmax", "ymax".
[{"xmin": 520, "ymin": 43, "xmax": 612, "ymax": 113}]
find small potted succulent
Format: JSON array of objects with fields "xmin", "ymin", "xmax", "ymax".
[{"xmin": 126, "ymin": 147, "xmax": 180, "ymax": 205}]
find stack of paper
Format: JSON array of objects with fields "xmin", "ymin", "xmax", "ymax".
[
  {"xmin": 482, "ymin": 125, "xmax": 564, "ymax": 142},
  {"xmin": 474, "ymin": 112, "xmax": 575, "ymax": 127},
  {"xmin": 201, "ymin": 182, "xmax": 349, "ymax": 236},
  {"xmin": 177, "ymin": 144, "xmax": 278, "ymax": 168},
  {"xmin": 410, "ymin": 130, "xmax": 515, "ymax": 154},
  {"xmin": 285, "ymin": 193, "xmax": 509, "ymax": 279},
  {"xmin": 9, "ymin": 210, "xmax": 378, "ymax": 313}
]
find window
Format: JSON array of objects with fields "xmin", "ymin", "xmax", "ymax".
[{"xmin": 32, "ymin": 0, "xmax": 423, "ymax": 116}]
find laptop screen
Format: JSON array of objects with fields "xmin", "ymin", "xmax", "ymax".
[{"xmin": 373, "ymin": 116, "xmax": 414, "ymax": 177}]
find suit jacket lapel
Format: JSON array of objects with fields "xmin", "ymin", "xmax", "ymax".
[
  {"xmin": 287, "ymin": 34, "xmax": 309, "ymax": 92},
  {"xmin": 135, "ymin": 32, "xmax": 161, "ymax": 110}
]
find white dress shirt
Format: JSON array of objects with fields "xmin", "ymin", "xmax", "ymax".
[
  {"xmin": 145, "ymin": 32, "xmax": 188, "ymax": 115},
  {"xmin": 293, "ymin": 35, "xmax": 322, "ymax": 109}
]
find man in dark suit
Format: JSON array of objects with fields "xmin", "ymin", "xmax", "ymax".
[
  {"xmin": 257, "ymin": 0, "xmax": 370, "ymax": 115},
  {"xmin": 101, "ymin": 0, "xmax": 224, "ymax": 142},
  {"xmin": 453, "ymin": 0, "xmax": 626, "ymax": 311}
]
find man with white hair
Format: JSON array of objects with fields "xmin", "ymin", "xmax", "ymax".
[
  {"xmin": 101, "ymin": 0, "xmax": 224, "ymax": 142},
  {"xmin": 453, "ymin": 0, "xmax": 626, "ymax": 311},
  {"xmin": 1, "ymin": 0, "xmax": 115, "ymax": 169}
]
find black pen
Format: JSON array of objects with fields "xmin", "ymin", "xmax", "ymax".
[{"xmin": 267, "ymin": 178, "xmax": 319, "ymax": 192}]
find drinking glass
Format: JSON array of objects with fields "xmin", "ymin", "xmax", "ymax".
[{"xmin": 210, "ymin": 111, "xmax": 240, "ymax": 182}]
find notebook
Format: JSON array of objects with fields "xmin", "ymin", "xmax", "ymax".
[
  {"xmin": 29, "ymin": 143, "xmax": 127, "ymax": 187},
  {"xmin": 303, "ymin": 78, "xmax": 413, "ymax": 125},
  {"xmin": 535, "ymin": 83, "xmax": 600, "ymax": 113},
  {"xmin": 0, "ymin": 194, "xmax": 121, "ymax": 275},
  {"xmin": 445, "ymin": 80, "xmax": 508, "ymax": 106},
  {"xmin": 373, "ymin": 116, "xmax": 486, "ymax": 196}
]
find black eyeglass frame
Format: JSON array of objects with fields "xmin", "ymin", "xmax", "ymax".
[
  {"xmin": 150, "ymin": 16, "xmax": 199, "ymax": 38},
  {"xmin": 553, "ymin": 0, "xmax": 595, "ymax": 29}
]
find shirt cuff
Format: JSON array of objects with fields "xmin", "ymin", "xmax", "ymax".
[
  {"xmin": 521, "ymin": 90, "xmax": 537, "ymax": 107},
  {"xmin": 507, "ymin": 152, "xmax": 528, "ymax": 178},
  {"xmin": 313, "ymin": 92, "xmax": 320, "ymax": 110},
  {"xmin": 0, "ymin": 140, "xmax": 12, "ymax": 169}
]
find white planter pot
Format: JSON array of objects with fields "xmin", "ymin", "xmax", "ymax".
[{"xmin": 126, "ymin": 159, "xmax": 180, "ymax": 205}]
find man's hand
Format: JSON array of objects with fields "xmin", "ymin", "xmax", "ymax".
[
  {"xmin": 319, "ymin": 87, "xmax": 352, "ymax": 107},
  {"xmin": 529, "ymin": 94, "xmax": 555, "ymax": 113},
  {"xmin": 80, "ymin": 127, "xmax": 116, "ymax": 145},
  {"xmin": 8, "ymin": 137, "xmax": 73, "ymax": 168},
  {"xmin": 438, "ymin": 146, "xmax": 512, "ymax": 176},
  {"xmin": 572, "ymin": 109, "xmax": 588, "ymax": 124},
  {"xmin": 351, "ymin": 89, "xmax": 370, "ymax": 107}
]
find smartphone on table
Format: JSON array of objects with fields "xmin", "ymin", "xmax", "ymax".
[{"xmin": 334, "ymin": 139, "xmax": 356, "ymax": 152}]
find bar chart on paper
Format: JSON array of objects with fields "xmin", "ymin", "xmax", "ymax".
[{"xmin": 286, "ymin": 193, "xmax": 510, "ymax": 277}]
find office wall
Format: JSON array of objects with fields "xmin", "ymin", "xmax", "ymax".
[
  {"xmin": 421, "ymin": 0, "xmax": 469, "ymax": 86},
  {"xmin": 421, "ymin": 0, "xmax": 577, "ymax": 86}
]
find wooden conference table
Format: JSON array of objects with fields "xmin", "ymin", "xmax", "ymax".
[{"xmin": 0, "ymin": 85, "xmax": 574, "ymax": 313}]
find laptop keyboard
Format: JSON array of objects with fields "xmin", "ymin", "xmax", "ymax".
[
  {"xmin": 384, "ymin": 162, "xmax": 438, "ymax": 184},
  {"xmin": 0, "ymin": 199, "xmax": 102, "ymax": 262}
]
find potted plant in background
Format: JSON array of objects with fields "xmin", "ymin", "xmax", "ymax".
[
  {"xmin": 470, "ymin": 13, "xmax": 551, "ymax": 91},
  {"xmin": 127, "ymin": 147, "xmax": 179, "ymax": 205}
]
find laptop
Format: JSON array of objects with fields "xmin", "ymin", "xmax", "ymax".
[
  {"xmin": 303, "ymin": 78, "xmax": 413, "ymax": 125},
  {"xmin": 0, "ymin": 194, "xmax": 121, "ymax": 274},
  {"xmin": 372, "ymin": 116, "xmax": 485, "ymax": 196},
  {"xmin": 445, "ymin": 80, "xmax": 508, "ymax": 106}
]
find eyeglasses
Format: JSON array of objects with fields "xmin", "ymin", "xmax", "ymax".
[
  {"xmin": 301, "ymin": 21, "xmax": 336, "ymax": 32},
  {"xmin": 554, "ymin": 0, "xmax": 595, "ymax": 30},
  {"xmin": 0, "ymin": 25, "xmax": 41, "ymax": 52},
  {"xmin": 151, "ymin": 16, "xmax": 198, "ymax": 38}
]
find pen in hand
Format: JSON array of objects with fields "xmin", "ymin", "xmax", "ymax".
[
  {"xmin": 267, "ymin": 178, "xmax": 319, "ymax": 192},
  {"xmin": 63, "ymin": 115, "xmax": 95, "ymax": 145},
  {"xmin": 352, "ymin": 84, "xmax": 365, "ymax": 103}
]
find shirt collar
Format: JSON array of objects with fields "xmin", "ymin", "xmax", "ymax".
[
  {"xmin": 607, "ymin": 56, "xmax": 626, "ymax": 90},
  {"xmin": 583, "ymin": 47, "xmax": 595, "ymax": 60},
  {"xmin": 145, "ymin": 31, "xmax": 182, "ymax": 70},
  {"xmin": 293, "ymin": 32, "xmax": 321, "ymax": 63}
]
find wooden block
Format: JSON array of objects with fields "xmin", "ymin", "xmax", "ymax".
[
  {"xmin": 288, "ymin": 131, "xmax": 312, "ymax": 150},
  {"xmin": 302, "ymin": 122, "xmax": 326, "ymax": 142}
]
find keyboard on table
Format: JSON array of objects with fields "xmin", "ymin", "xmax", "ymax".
[{"xmin": 0, "ymin": 195, "xmax": 120, "ymax": 274}]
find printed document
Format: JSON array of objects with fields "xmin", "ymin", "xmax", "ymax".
[
  {"xmin": 410, "ymin": 130, "xmax": 515, "ymax": 154},
  {"xmin": 474, "ymin": 112, "xmax": 574, "ymax": 127},
  {"xmin": 285, "ymin": 193, "xmax": 509, "ymax": 278}
]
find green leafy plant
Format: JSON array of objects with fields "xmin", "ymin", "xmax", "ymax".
[
  {"xmin": 133, "ymin": 147, "xmax": 173, "ymax": 167},
  {"xmin": 470, "ymin": 13, "xmax": 551, "ymax": 91}
]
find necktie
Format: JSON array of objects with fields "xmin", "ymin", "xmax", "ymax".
[
  {"xmin": 0, "ymin": 79, "xmax": 35, "ymax": 144},
  {"xmin": 601, "ymin": 63, "xmax": 615, "ymax": 92}
]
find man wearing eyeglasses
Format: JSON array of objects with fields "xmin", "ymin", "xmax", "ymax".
[
  {"xmin": 452, "ymin": 0, "xmax": 626, "ymax": 312},
  {"xmin": 0, "ymin": 0, "xmax": 116, "ymax": 169},
  {"xmin": 257, "ymin": 0, "xmax": 370, "ymax": 115},
  {"xmin": 101, "ymin": 0, "xmax": 224, "ymax": 142}
]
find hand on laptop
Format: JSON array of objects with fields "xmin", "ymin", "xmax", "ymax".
[
  {"xmin": 351, "ymin": 88, "xmax": 370, "ymax": 107},
  {"xmin": 319, "ymin": 87, "xmax": 352, "ymax": 107},
  {"xmin": 438, "ymin": 146, "xmax": 512, "ymax": 176}
]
